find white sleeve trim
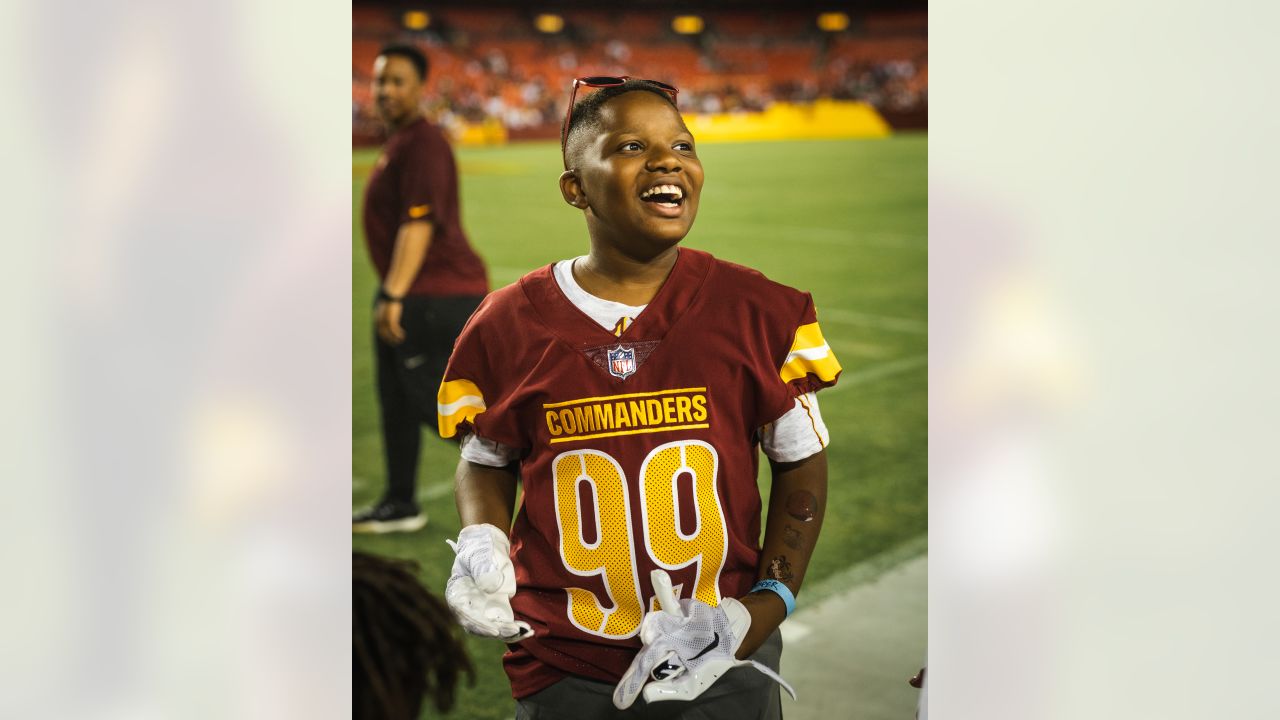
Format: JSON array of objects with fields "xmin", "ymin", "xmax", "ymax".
[
  {"xmin": 760, "ymin": 392, "xmax": 830, "ymax": 463},
  {"xmin": 460, "ymin": 432, "xmax": 521, "ymax": 467}
]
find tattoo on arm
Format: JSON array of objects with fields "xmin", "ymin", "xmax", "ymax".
[
  {"xmin": 785, "ymin": 491, "xmax": 818, "ymax": 522},
  {"xmin": 767, "ymin": 555, "xmax": 794, "ymax": 583},
  {"xmin": 783, "ymin": 525, "xmax": 803, "ymax": 550}
]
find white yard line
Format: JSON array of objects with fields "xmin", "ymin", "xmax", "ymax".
[
  {"xmin": 820, "ymin": 307, "xmax": 928, "ymax": 334},
  {"xmin": 828, "ymin": 339, "xmax": 894, "ymax": 359},
  {"xmin": 797, "ymin": 230, "xmax": 923, "ymax": 250},
  {"xmin": 780, "ymin": 619, "xmax": 813, "ymax": 643},
  {"xmin": 420, "ymin": 482, "xmax": 454, "ymax": 501},
  {"xmin": 781, "ymin": 550, "xmax": 927, "ymax": 720},
  {"xmin": 352, "ymin": 478, "xmax": 453, "ymax": 502},
  {"xmin": 826, "ymin": 355, "xmax": 927, "ymax": 394},
  {"xmin": 716, "ymin": 224, "xmax": 924, "ymax": 250}
]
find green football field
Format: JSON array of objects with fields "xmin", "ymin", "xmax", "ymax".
[{"xmin": 352, "ymin": 134, "xmax": 927, "ymax": 720}]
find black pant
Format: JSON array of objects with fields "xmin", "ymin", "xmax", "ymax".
[
  {"xmin": 375, "ymin": 293, "xmax": 483, "ymax": 504},
  {"xmin": 514, "ymin": 630, "xmax": 785, "ymax": 720}
]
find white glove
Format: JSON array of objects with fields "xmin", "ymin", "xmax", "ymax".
[
  {"xmin": 612, "ymin": 570, "xmax": 796, "ymax": 709},
  {"xmin": 444, "ymin": 524, "xmax": 533, "ymax": 642}
]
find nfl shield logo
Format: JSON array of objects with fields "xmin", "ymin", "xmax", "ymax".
[{"xmin": 607, "ymin": 344, "xmax": 637, "ymax": 380}]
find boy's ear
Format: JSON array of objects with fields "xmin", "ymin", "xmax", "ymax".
[{"xmin": 559, "ymin": 170, "xmax": 588, "ymax": 209}]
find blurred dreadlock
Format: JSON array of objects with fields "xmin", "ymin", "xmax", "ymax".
[{"xmin": 354, "ymin": 552, "xmax": 474, "ymax": 719}]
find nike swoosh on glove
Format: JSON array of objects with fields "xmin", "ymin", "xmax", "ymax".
[
  {"xmin": 444, "ymin": 524, "xmax": 533, "ymax": 642},
  {"xmin": 613, "ymin": 570, "xmax": 796, "ymax": 709}
]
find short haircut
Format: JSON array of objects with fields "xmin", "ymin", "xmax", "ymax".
[
  {"xmin": 563, "ymin": 80, "xmax": 680, "ymax": 166},
  {"xmin": 378, "ymin": 43, "xmax": 429, "ymax": 81}
]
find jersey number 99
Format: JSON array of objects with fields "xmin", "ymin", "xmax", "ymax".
[{"xmin": 551, "ymin": 440, "xmax": 728, "ymax": 639}]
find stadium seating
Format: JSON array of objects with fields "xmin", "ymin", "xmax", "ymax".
[{"xmin": 353, "ymin": 6, "xmax": 927, "ymax": 144}]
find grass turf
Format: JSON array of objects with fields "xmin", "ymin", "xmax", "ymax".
[{"xmin": 352, "ymin": 134, "xmax": 926, "ymax": 720}]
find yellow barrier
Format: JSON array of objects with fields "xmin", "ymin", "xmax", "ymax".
[
  {"xmin": 450, "ymin": 100, "xmax": 890, "ymax": 146},
  {"xmin": 684, "ymin": 100, "xmax": 891, "ymax": 142},
  {"xmin": 456, "ymin": 117, "xmax": 509, "ymax": 146}
]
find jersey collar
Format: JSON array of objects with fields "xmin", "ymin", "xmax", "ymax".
[{"xmin": 520, "ymin": 246, "xmax": 714, "ymax": 351}]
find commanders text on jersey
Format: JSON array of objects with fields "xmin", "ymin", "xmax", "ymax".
[{"xmin": 544, "ymin": 387, "xmax": 709, "ymax": 443}]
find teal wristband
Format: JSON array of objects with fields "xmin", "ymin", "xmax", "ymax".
[{"xmin": 750, "ymin": 579, "xmax": 797, "ymax": 617}]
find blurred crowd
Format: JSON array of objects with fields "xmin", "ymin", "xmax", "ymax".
[
  {"xmin": 354, "ymin": 9, "xmax": 927, "ymax": 140},
  {"xmin": 412, "ymin": 50, "xmax": 926, "ymax": 128}
]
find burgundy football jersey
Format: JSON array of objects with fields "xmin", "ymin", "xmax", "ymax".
[
  {"xmin": 437, "ymin": 248, "xmax": 841, "ymax": 697},
  {"xmin": 363, "ymin": 117, "xmax": 488, "ymax": 297}
]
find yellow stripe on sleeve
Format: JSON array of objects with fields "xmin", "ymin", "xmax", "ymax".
[
  {"xmin": 780, "ymin": 321, "xmax": 843, "ymax": 384},
  {"xmin": 791, "ymin": 322, "xmax": 827, "ymax": 352},
  {"xmin": 437, "ymin": 378, "xmax": 487, "ymax": 438}
]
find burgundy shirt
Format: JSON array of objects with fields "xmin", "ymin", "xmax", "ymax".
[
  {"xmin": 362, "ymin": 117, "xmax": 488, "ymax": 297},
  {"xmin": 437, "ymin": 248, "xmax": 842, "ymax": 697}
]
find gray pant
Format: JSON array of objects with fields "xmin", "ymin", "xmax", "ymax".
[{"xmin": 515, "ymin": 630, "xmax": 784, "ymax": 720}]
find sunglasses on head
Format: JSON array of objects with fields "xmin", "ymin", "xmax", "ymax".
[{"xmin": 560, "ymin": 76, "xmax": 680, "ymax": 154}]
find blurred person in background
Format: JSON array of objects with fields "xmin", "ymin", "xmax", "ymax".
[
  {"xmin": 353, "ymin": 551, "xmax": 474, "ymax": 718},
  {"xmin": 353, "ymin": 44, "xmax": 489, "ymax": 533}
]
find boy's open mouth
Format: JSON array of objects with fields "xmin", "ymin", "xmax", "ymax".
[{"xmin": 640, "ymin": 183, "xmax": 685, "ymax": 210}]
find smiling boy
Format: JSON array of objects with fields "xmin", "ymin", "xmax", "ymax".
[{"xmin": 439, "ymin": 79, "xmax": 842, "ymax": 719}]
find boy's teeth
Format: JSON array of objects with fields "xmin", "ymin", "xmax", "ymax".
[{"xmin": 642, "ymin": 184, "xmax": 683, "ymax": 199}]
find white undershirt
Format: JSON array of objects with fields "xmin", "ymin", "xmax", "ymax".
[
  {"xmin": 461, "ymin": 257, "xmax": 828, "ymax": 466},
  {"xmin": 552, "ymin": 258, "xmax": 648, "ymax": 334}
]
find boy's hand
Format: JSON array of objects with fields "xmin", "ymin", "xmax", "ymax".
[
  {"xmin": 444, "ymin": 524, "xmax": 533, "ymax": 642},
  {"xmin": 375, "ymin": 300, "xmax": 405, "ymax": 345},
  {"xmin": 612, "ymin": 570, "xmax": 795, "ymax": 709}
]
